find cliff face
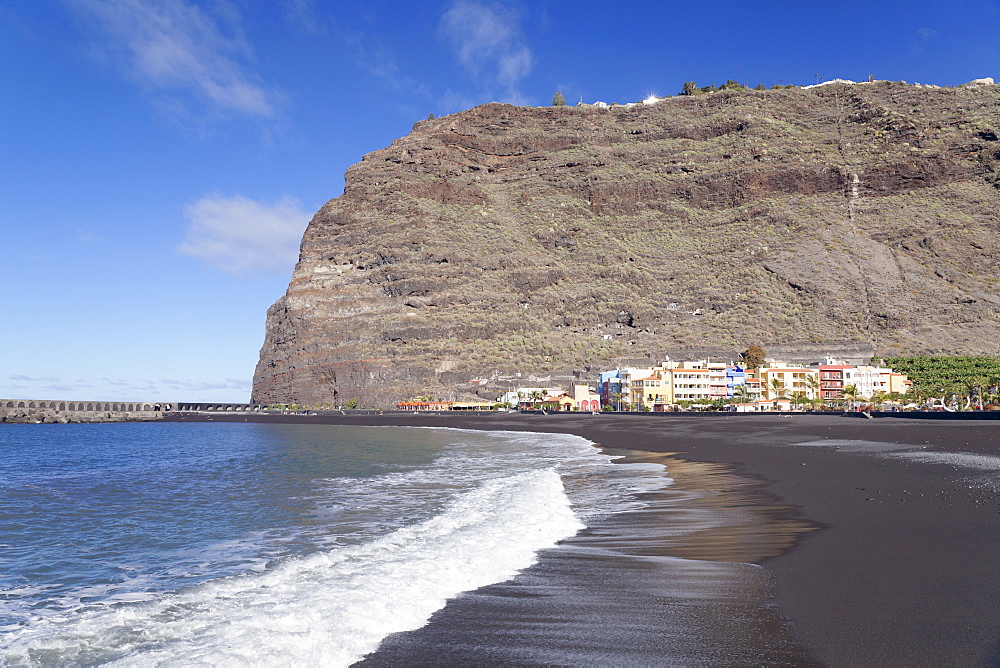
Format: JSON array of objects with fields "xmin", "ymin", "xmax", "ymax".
[{"xmin": 253, "ymin": 82, "xmax": 1000, "ymax": 407}]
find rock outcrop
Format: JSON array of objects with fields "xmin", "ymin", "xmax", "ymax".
[{"xmin": 253, "ymin": 81, "xmax": 1000, "ymax": 407}]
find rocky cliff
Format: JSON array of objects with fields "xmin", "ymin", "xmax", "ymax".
[{"xmin": 253, "ymin": 81, "xmax": 1000, "ymax": 407}]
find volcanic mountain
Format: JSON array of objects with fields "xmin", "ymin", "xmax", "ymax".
[{"xmin": 253, "ymin": 81, "xmax": 1000, "ymax": 407}]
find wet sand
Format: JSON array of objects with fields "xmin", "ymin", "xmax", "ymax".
[{"xmin": 166, "ymin": 411, "xmax": 1000, "ymax": 666}]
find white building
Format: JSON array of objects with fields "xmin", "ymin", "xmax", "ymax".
[
  {"xmin": 844, "ymin": 365, "xmax": 892, "ymax": 399},
  {"xmin": 499, "ymin": 387, "xmax": 566, "ymax": 407}
]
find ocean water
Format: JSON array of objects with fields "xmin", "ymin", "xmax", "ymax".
[{"xmin": 0, "ymin": 422, "xmax": 671, "ymax": 666}]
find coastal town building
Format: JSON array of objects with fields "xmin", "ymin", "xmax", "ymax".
[
  {"xmin": 395, "ymin": 401, "xmax": 453, "ymax": 411},
  {"xmin": 886, "ymin": 371, "xmax": 913, "ymax": 395},
  {"xmin": 813, "ymin": 360, "xmax": 850, "ymax": 401},
  {"xmin": 725, "ymin": 364, "xmax": 748, "ymax": 396},
  {"xmin": 540, "ymin": 394, "xmax": 576, "ymax": 411},
  {"xmin": 604, "ymin": 357, "xmax": 911, "ymax": 411},
  {"xmin": 499, "ymin": 387, "xmax": 575, "ymax": 410},
  {"xmin": 844, "ymin": 365, "xmax": 898, "ymax": 399},
  {"xmin": 667, "ymin": 366, "xmax": 713, "ymax": 404},
  {"xmin": 808, "ymin": 358, "xmax": 913, "ymax": 402},
  {"xmin": 600, "ymin": 367, "xmax": 653, "ymax": 409},
  {"xmin": 623, "ymin": 359, "xmax": 754, "ymax": 410},
  {"xmin": 759, "ymin": 364, "xmax": 820, "ymax": 402},
  {"xmin": 470, "ymin": 356, "xmax": 914, "ymax": 413},
  {"xmin": 573, "ymin": 384, "xmax": 601, "ymax": 411},
  {"xmin": 450, "ymin": 400, "xmax": 495, "ymax": 410},
  {"xmin": 596, "ymin": 370, "xmax": 623, "ymax": 408},
  {"xmin": 628, "ymin": 373, "xmax": 672, "ymax": 409}
]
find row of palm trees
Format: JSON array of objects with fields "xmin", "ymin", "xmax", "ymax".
[
  {"xmin": 763, "ymin": 377, "xmax": 905, "ymax": 410},
  {"xmin": 630, "ymin": 378, "xmax": 902, "ymax": 411},
  {"xmin": 768, "ymin": 376, "xmax": 1000, "ymax": 411},
  {"xmin": 765, "ymin": 379, "xmax": 877, "ymax": 410},
  {"xmin": 515, "ymin": 390, "xmax": 552, "ymax": 407}
]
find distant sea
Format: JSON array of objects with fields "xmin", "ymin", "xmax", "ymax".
[{"xmin": 0, "ymin": 422, "xmax": 691, "ymax": 666}]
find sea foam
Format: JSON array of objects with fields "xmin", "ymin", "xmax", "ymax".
[{"xmin": 1, "ymin": 469, "xmax": 581, "ymax": 667}]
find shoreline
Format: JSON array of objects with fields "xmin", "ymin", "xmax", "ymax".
[
  {"xmin": 360, "ymin": 443, "xmax": 815, "ymax": 666},
  {"xmin": 165, "ymin": 411, "xmax": 1000, "ymax": 665}
]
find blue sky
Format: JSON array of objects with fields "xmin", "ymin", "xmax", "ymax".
[{"xmin": 2, "ymin": 0, "xmax": 997, "ymax": 403}]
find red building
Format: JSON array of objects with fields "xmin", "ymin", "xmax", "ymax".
[{"xmin": 818, "ymin": 364, "xmax": 851, "ymax": 401}]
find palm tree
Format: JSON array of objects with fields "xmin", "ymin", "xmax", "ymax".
[
  {"xmin": 790, "ymin": 391, "xmax": 808, "ymax": 411},
  {"xmin": 931, "ymin": 382, "xmax": 959, "ymax": 411},
  {"xmin": 806, "ymin": 375, "xmax": 821, "ymax": 408},
  {"xmin": 871, "ymin": 391, "xmax": 888, "ymax": 410},
  {"xmin": 842, "ymin": 384, "xmax": 859, "ymax": 410},
  {"xmin": 903, "ymin": 387, "xmax": 922, "ymax": 409},
  {"xmin": 768, "ymin": 377, "xmax": 786, "ymax": 400},
  {"xmin": 733, "ymin": 383, "xmax": 751, "ymax": 405},
  {"xmin": 963, "ymin": 376, "xmax": 988, "ymax": 410},
  {"xmin": 529, "ymin": 390, "xmax": 543, "ymax": 409},
  {"xmin": 987, "ymin": 377, "xmax": 1000, "ymax": 407}
]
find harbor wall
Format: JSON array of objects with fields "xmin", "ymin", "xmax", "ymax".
[{"xmin": 0, "ymin": 399, "xmax": 165, "ymax": 424}]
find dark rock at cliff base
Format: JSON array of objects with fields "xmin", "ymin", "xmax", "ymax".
[{"xmin": 253, "ymin": 82, "xmax": 1000, "ymax": 407}]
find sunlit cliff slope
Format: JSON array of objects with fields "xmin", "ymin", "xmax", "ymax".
[{"xmin": 254, "ymin": 81, "xmax": 1000, "ymax": 406}]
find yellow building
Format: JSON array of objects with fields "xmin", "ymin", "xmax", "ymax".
[
  {"xmin": 886, "ymin": 372, "xmax": 913, "ymax": 395},
  {"xmin": 628, "ymin": 364, "xmax": 715, "ymax": 409},
  {"xmin": 759, "ymin": 366, "xmax": 819, "ymax": 402},
  {"xmin": 629, "ymin": 374, "xmax": 671, "ymax": 409}
]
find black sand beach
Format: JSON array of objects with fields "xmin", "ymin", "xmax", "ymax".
[{"xmin": 167, "ymin": 411, "xmax": 1000, "ymax": 666}]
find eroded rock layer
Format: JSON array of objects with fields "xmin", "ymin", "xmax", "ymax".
[{"xmin": 254, "ymin": 82, "xmax": 1000, "ymax": 407}]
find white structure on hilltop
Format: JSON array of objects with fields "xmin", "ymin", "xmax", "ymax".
[{"xmin": 802, "ymin": 78, "xmax": 857, "ymax": 89}]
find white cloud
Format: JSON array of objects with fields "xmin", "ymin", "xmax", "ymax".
[
  {"xmin": 70, "ymin": 0, "xmax": 278, "ymax": 118},
  {"xmin": 179, "ymin": 194, "xmax": 311, "ymax": 274},
  {"xmin": 43, "ymin": 383, "xmax": 92, "ymax": 392},
  {"xmin": 440, "ymin": 0, "xmax": 533, "ymax": 102},
  {"xmin": 157, "ymin": 378, "xmax": 252, "ymax": 392},
  {"xmin": 281, "ymin": 0, "xmax": 324, "ymax": 35}
]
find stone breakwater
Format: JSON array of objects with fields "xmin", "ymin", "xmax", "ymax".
[{"xmin": 0, "ymin": 399, "xmax": 165, "ymax": 424}]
